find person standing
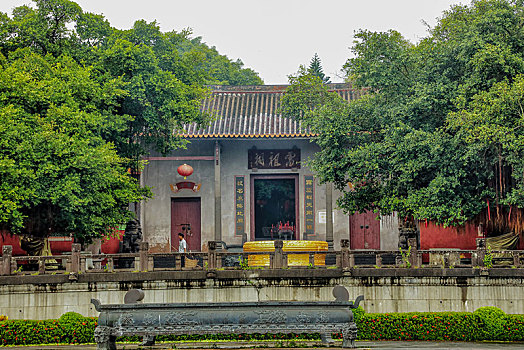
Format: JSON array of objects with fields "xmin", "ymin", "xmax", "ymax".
[{"xmin": 178, "ymin": 233, "xmax": 187, "ymax": 268}]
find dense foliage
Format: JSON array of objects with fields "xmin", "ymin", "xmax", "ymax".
[
  {"xmin": 1, "ymin": 308, "xmax": 523, "ymax": 346},
  {"xmin": 283, "ymin": 0, "xmax": 524, "ymax": 232},
  {"xmin": 0, "ymin": 0, "xmax": 262, "ymax": 242},
  {"xmin": 0, "ymin": 0, "xmax": 262, "ymax": 161},
  {"xmin": 357, "ymin": 307, "xmax": 524, "ymax": 341},
  {"xmin": 0, "ymin": 312, "xmax": 97, "ymax": 346},
  {"xmin": 0, "ymin": 50, "xmax": 151, "ymax": 241}
]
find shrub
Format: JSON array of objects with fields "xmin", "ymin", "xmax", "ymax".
[
  {"xmin": 353, "ymin": 306, "xmax": 365, "ymax": 323},
  {"xmin": 1, "ymin": 308, "xmax": 523, "ymax": 346},
  {"xmin": 57, "ymin": 312, "xmax": 97, "ymax": 344},
  {"xmin": 58, "ymin": 312, "xmax": 85, "ymax": 323},
  {"xmin": 473, "ymin": 307, "xmax": 506, "ymax": 340},
  {"xmin": 357, "ymin": 311, "xmax": 481, "ymax": 341},
  {"xmin": 0, "ymin": 313, "xmax": 97, "ymax": 346},
  {"xmin": 500, "ymin": 314, "xmax": 524, "ymax": 341}
]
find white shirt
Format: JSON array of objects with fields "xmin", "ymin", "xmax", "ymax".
[{"xmin": 179, "ymin": 239, "xmax": 187, "ymax": 253}]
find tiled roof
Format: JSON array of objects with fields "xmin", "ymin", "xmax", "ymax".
[{"xmin": 182, "ymin": 83, "xmax": 361, "ymax": 138}]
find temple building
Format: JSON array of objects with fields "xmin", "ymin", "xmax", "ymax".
[{"xmin": 140, "ymin": 84, "xmax": 399, "ymax": 253}]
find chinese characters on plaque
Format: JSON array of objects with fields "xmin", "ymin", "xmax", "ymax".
[
  {"xmin": 235, "ymin": 176, "xmax": 245, "ymax": 235},
  {"xmin": 304, "ymin": 175, "xmax": 315, "ymax": 235},
  {"xmin": 248, "ymin": 149, "xmax": 301, "ymax": 169}
]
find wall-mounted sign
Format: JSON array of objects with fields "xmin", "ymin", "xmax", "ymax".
[
  {"xmin": 170, "ymin": 182, "xmax": 201, "ymax": 193},
  {"xmin": 304, "ymin": 175, "xmax": 315, "ymax": 235},
  {"xmin": 318, "ymin": 211, "xmax": 335, "ymax": 224},
  {"xmin": 235, "ymin": 176, "xmax": 245, "ymax": 235},
  {"xmin": 248, "ymin": 149, "xmax": 301, "ymax": 169}
]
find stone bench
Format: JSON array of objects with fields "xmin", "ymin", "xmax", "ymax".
[{"xmin": 91, "ymin": 286, "xmax": 363, "ymax": 349}]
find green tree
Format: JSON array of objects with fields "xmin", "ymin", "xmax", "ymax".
[
  {"xmin": 283, "ymin": 0, "xmax": 524, "ymax": 233},
  {"xmin": 1, "ymin": 1, "xmax": 263, "ymax": 165},
  {"xmin": 0, "ymin": 51, "xmax": 151, "ymax": 243},
  {"xmin": 0, "ymin": 0, "xmax": 263, "ymax": 242},
  {"xmin": 308, "ymin": 53, "xmax": 331, "ymax": 84},
  {"xmin": 95, "ymin": 35, "xmax": 209, "ymax": 165},
  {"xmin": 0, "ymin": 0, "xmax": 82, "ymax": 57},
  {"xmin": 172, "ymin": 34, "xmax": 263, "ymax": 85}
]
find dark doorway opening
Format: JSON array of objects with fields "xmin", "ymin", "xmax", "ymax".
[{"xmin": 251, "ymin": 175, "xmax": 298, "ymax": 240}]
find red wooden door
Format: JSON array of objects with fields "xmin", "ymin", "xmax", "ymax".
[
  {"xmin": 171, "ymin": 198, "xmax": 201, "ymax": 252},
  {"xmin": 349, "ymin": 211, "xmax": 380, "ymax": 249}
]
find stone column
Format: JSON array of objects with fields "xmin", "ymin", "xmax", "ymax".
[
  {"xmin": 273, "ymin": 240, "xmax": 284, "ymax": 268},
  {"xmin": 407, "ymin": 238, "xmax": 419, "ymax": 268},
  {"xmin": 1, "ymin": 245, "xmax": 13, "ymax": 275},
  {"xmin": 340, "ymin": 239, "xmax": 350, "ymax": 269},
  {"xmin": 214, "ymin": 141, "xmax": 222, "ymax": 241},
  {"xmin": 70, "ymin": 243, "xmax": 81, "ymax": 273},
  {"xmin": 475, "ymin": 238, "xmax": 486, "ymax": 267},
  {"xmin": 207, "ymin": 241, "xmax": 217, "ymax": 269},
  {"xmin": 139, "ymin": 242, "xmax": 149, "ymax": 272},
  {"xmin": 326, "ymin": 183, "xmax": 334, "ymax": 250}
]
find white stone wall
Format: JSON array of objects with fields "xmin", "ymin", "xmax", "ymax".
[{"xmin": 2, "ymin": 276, "xmax": 523, "ymax": 320}]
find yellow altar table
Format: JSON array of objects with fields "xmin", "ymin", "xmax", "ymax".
[{"xmin": 243, "ymin": 240, "xmax": 328, "ymax": 267}]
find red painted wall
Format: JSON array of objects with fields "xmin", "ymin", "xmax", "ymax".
[
  {"xmin": 0, "ymin": 230, "xmax": 124, "ymax": 256},
  {"xmin": 48, "ymin": 237, "xmax": 73, "ymax": 253},
  {"xmin": 420, "ymin": 221, "xmax": 479, "ymax": 250},
  {"xmin": 0, "ymin": 231, "xmax": 26, "ymax": 255}
]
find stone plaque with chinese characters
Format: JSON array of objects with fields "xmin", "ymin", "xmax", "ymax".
[
  {"xmin": 248, "ymin": 149, "xmax": 301, "ymax": 169},
  {"xmin": 304, "ymin": 175, "xmax": 315, "ymax": 235},
  {"xmin": 235, "ymin": 176, "xmax": 245, "ymax": 235}
]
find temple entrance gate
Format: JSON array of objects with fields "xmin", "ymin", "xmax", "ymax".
[{"xmin": 250, "ymin": 175, "xmax": 299, "ymax": 241}]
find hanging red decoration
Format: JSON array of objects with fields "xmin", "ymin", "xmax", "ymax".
[{"xmin": 177, "ymin": 164, "xmax": 194, "ymax": 179}]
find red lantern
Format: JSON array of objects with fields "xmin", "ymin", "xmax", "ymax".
[{"xmin": 177, "ymin": 163, "xmax": 193, "ymax": 179}]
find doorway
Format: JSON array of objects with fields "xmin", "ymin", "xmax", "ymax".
[
  {"xmin": 171, "ymin": 198, "xmax": 201, "ymax": 252},
  {"xmin": 349, "ymin": 211, "xmax": 380, "ymax": 249},
  {"xmin": 251, "ymin": 175, "xmax": 299, "ymax": 240}
]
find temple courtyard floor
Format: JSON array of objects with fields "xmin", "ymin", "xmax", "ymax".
[{"xmin": 5, "ymin": 341, "xmax": 524, "ymax": 349}]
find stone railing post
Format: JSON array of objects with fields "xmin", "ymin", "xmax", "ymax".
[
  {"xmin": 375, "ymin": 254, "xmax": 383, "ymax": 268},
  {"xmin": 349, "ymin": 253, "xmax": 355, "ymax": 268},
  {"xmin": 513, "ymin": 251, "xmax": 521, "ymax": 268},
  {"xmin": 309, "ymin": 253, "xmax": 315, "ymax": 266},
  {"xmin": 207, "ymin": 241, "xmax": 217, "ymax": 269},
  {"xmin": 407, "ymin": 238, "xmax": 419, "ymax": 268},
  {"xmin": 139, "ymin": 242, "xmax": 149, "ymax": 272},
  {"xmin": 1, "ymin": 245, "xmax": 13, "ymax": 275},
  {"xmin": 80, "ymin": 252, "xmax": 89, "ymax": 273},
  {"xmin": 475, "ymin": 238, "xmax": 486, "ymax": 267},
  {"xmin": 70, "ymin": 243, "xmax": 81, "ymax": 273},
  {"xmin": 340, "ymin": 239, "xmax": 350, "ymax": 269},
  {"xmin": 273, "ymin": 240, "xmax": 284, "ymax": 268},
  {"xmin": 107, "ymin": 257, "xmax": 115, "ymax": 272},
  {"xmin": 38, "ymin": 258, "xmax": 46, "ymax": 274}
]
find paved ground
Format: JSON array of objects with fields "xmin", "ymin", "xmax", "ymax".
[{"xmin": 5, "ymin": 341, "xmax": 524, "ymax": 349}]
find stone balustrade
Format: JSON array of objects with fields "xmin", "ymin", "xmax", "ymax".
[{"xmin": 1, "ymin": 239, "xmax": 523, "ymax": 277}]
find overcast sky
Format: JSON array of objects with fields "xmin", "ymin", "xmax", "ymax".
[{"xmin": 1, "ymin": 0, "xmax": 467, "ymax": 84}]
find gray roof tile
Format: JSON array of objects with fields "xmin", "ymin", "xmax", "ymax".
[{"xmin": 182, "ymin": 83, "xmax": 359, "ymax": 138}]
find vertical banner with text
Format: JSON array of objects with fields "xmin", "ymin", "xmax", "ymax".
[
  {"xmin": 235, "ymin": 176, "xmax": 245, "ymax": 236},
  {"xmin": 304, "ymin": 175, "xmax": 315, "ymax": 237}
]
